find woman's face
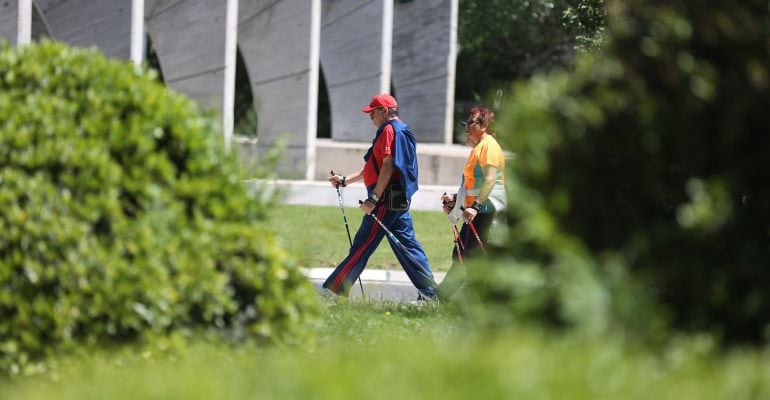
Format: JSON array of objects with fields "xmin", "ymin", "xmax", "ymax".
[{"xmin": 464, "ymin": 117, "xmax": 484, "ymax": 146}]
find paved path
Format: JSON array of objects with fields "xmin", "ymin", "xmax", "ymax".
[{"xmin": 304, "ymin": 267, "xmax": 446, "ymax": 302}]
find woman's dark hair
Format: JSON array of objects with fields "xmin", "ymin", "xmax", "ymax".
[{"xmin": 468, "ymin": 105, "xmax": 495, "ymax": 136}]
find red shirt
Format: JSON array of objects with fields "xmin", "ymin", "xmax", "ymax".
[{"xmin": 363, "ymin": 123, "xmax": 401, "ymax": 186}]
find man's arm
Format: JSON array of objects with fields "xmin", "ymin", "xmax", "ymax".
[
  {"xmin": 372, "ymin": 155, "xmax": 395, "ymax": 199},
  {"xmin": 360, "ymin": 155, "xmax": 395, "ymax": 215},
  {"xmin": 329, "ymin": 167, "xmax": 364, "ymax": 187},
  {"xmin": 344, "ymin": 168, "xmax": 365, "ymax": 185}
]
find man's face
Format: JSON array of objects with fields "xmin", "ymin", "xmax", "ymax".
[{"xmin": 369, "ymin": 107, "xmax": 387, "ymax": 127}]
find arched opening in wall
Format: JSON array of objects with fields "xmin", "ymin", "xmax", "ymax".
[
  {"xmin": 145, "ymin": 34, "xmax": 164, "ymax": 83},
  {"xmin": 234, "ymin": 47, "xmax": 257, "ymax": 137},
  {"xmin": 31, "ymin": 3, "xmax": 51, "ymax": 40},
  {"xmin": 317, "ymin": 64, "xmax": 331, "ymax": 139}
]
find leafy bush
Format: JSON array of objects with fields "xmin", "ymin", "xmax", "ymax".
[
  {"xmin": 0, "ymin": 41, "xmax": 319, "ymax": 375},
  {"xmin": 472, "ymin": 0, "xmax": 770, "ymax": 343}
]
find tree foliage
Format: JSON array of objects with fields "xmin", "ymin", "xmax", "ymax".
[
  {"xmin": 0, "ymin": 41, "xmax": 319, "ymax": 375},
  {"xmin": 457, "ymin": 0, "xmax": 606, "ymax": 100},
  {"xmin": 470, "ymin": 0, "xmax": 770, "ymax": 344}
]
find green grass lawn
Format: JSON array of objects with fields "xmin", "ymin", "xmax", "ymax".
[
  {"xmin": 268, "ymin": 205, "xmax": 454, "ymax": 272},
  {"xmin": 5, "ymin": 301, "xmax": 769, "ymax": 399}
]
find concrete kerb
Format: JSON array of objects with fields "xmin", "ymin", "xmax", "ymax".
[
  {"xmin": 303, "ymin": 267, "xmax": 447, "ymax": 301},
  {"xmin": 303, "ymin": 267, "xmax": 445, "ymax": 284}
]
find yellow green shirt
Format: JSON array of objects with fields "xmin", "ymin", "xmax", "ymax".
[{"xmin": 463, "ymin": 135, "xmax": 505, "ymax": 213}]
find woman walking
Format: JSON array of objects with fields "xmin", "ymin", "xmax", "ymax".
[{"xmin": 438, "ymin": 105, "xmax": 506, "ymax": 301}]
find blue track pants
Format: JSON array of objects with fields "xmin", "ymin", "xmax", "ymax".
[{"xmin": 323, "ymin": 203, "xmax": 438, "ymax": 298}]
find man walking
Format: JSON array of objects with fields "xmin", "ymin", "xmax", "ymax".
[{"xmin": 323, "ymin": 93, "xmax": 438, "ymax": 299}]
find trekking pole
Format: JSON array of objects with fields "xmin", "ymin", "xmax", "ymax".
[
  {"xmin": 331, "ymin": 170, "xmax": 365, "ymax": 297},
  {"xmin": 359, "ymin": 200, "xmax": 435, "ymax": 287},
  {"xmin": 331, "ymin": 170, "xmax": 354, "ymax": 247},
  {"xmin": 461, "ymin": 206, "xmax": 486, "ymax": 253},
  {"xmin": 467, "ymin": 221, "xmax": 485, "ymax": 253},
  {"xmin": 361, "ymin": 201, "xmax": 406, "ymax": 249},
  {"xmin": 451, "ymin": 223, "xmax": 464, "ymax": 264},
  {"xmin": 442, "ymin": 192, "xmax": 463, "ymax": 264}
]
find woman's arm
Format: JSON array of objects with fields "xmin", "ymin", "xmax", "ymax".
[
  {"xmin": 475, "ymin": 165, "xmax": 498, "ymax": 205},
  {"xmin": 463, "ymin": 165, "xmax": 498, "ymax": 222}
]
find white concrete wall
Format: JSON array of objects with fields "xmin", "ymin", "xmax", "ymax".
[
  {"xmin": 245, "ymin": 178, "xmax": 456, "ymax": 212},
  {"xmin": 393, "ymin": 0, "xmax": 458, "ymax": 144},
  {"xmin": 145, "ymin": 0, "xmax": 230, "ymax": 111},
  {"xmin": 320, "ymin": 0, "xmax": 391, "ymax": 142},
  {"xmin": 35, "ymin": 0, "xmax": 131, "ymax": 59},
  {"xmin": 2, "ymin": 0, "xmax": 461, "ymax": 181},
  {"xmin": 313, "ymin": 138, "xmax": 468, "ymax": 186},
  {"xmin": 238, "ymin": 0, "xmax": 320, "ymax": 180},
  {"xmin": 1, "ymin": 1, "xmax": 50, "ymax": 43},
  {"xmin": 0, "ymin": 2, "xmax": 20, "ymax": 43}
]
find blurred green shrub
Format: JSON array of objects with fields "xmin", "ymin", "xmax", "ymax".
[
  {"xmin": 0, "ymin": 41, "xmax": 318, "ymax": 375},
  {"xmin": 472, "ymin": 0, "xmax": 770, "ymax": 343},
  {"xmin": 457, "ymin": 0, "xmax": 607, "ymax": 100}
]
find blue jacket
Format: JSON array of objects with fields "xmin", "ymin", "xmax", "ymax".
[{"xmin": 363, "ymin": 119, "xmax": 419, "ymax": 202}]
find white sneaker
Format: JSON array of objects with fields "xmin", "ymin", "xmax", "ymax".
[{"xmin": 317, "ymin": 287, "xmax": 339, "ymax": 302}]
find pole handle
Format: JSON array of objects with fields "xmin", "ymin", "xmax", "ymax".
[{"xmin": 330, "ymin": 170, "xmax": 339, "ymax": 189}]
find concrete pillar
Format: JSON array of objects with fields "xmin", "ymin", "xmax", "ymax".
[
  {"xmin": 130, "ymin": 0, "xmax": 145, "ymax": 67},
  {"xmin": 222, "ymin": 0, "xmax": 238, "ymax": 152},
  {"xmin": 35, "ymin": 0, "xmax": 131, "ymax": 59},
  {"xmin": 393, "ymin": 0, "xmax": 458, "ymax": 144},
  {"xmin": 145, "ymin": 0, "xmax": 235, "ymax": 150},
  {"xmin": 320, "ymin": 0, "xmax": 392, "ymax": 142},
  {"xmin": 17, "ymin": 0, "xmax": 32, "ymax": 44},
  {"xmin": 238, "ymin": 0, "xmax": 320, "ymax": 180}
]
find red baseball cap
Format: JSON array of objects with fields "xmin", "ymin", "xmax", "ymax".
[{"xmin": 361, "ymin": 93, "xmax": 397, "ymax": 113}]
